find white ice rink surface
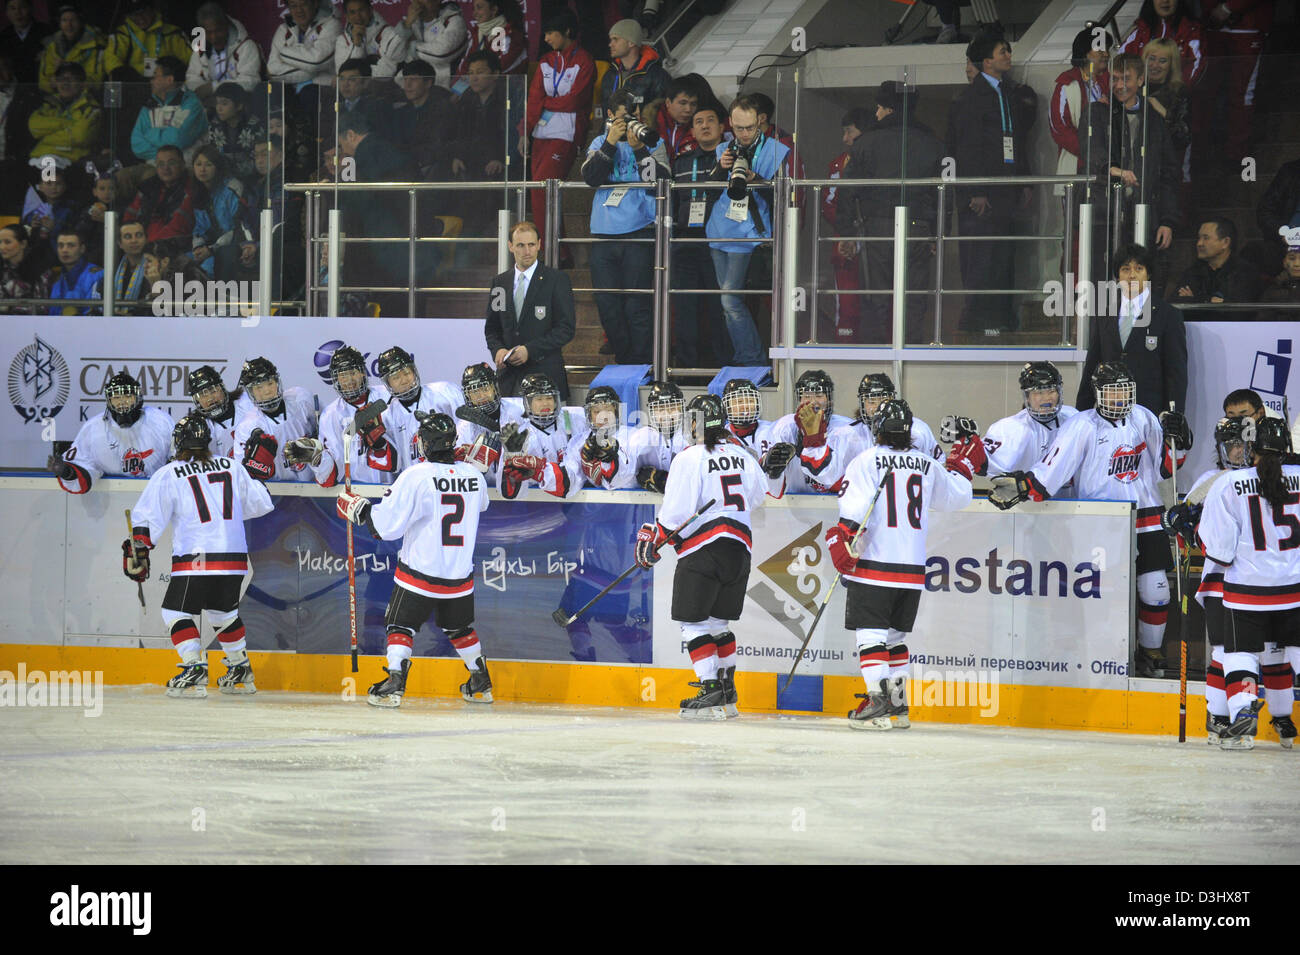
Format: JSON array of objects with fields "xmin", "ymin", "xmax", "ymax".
[{"xmin": 2, "ymin": 687, "xmax": 1298, "ymax": 865}]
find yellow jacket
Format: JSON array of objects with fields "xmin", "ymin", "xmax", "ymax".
[
  {"xmin": 28, "ymin": 91, "xmax": 103, "ymax": 162},
  {"xmin": 104, "ymin": 14, "xmax": 191, "ymax": 77},
  {"xmin": 37, "ymin": 26, "xmax": 108, "ymax": 93}
]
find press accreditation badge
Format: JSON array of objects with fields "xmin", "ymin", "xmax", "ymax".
[
  {"xmin": 1003, "ymin": 136, "xmax": 1014, "ymax": 163},
  {"xmin": 604, "ymin": 186, "xmax": 629, "ymax": 207},
  {"xmin": 726, "ymin": 197, "xmax": 749, "ymax": 222},
  {"xmin": 688, "ymin": 200, "xmax": 706, "ymax": 226}
]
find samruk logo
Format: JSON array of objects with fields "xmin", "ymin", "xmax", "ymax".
[{"xmin": 8, "ymin": 335, "xmax": 70, "ymax": 424}]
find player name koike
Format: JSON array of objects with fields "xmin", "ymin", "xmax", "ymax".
[{"xmin": 425, "ymin": 475, "xmax": 482, "ymax": 492}]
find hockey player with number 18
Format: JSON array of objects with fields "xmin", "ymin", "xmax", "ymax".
[{"xmin": 336, "ymin": 413, "xmax": 493, "ymax": 708}]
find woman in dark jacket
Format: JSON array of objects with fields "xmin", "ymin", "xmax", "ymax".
[{"xmin": 0, "ymin": 223, "xmax": 50, "ymax": 312}]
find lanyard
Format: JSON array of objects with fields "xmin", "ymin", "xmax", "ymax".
[
  {"xmin": 987, "ymin": 75, "xmax": 1012, "ymax": 135},
  {"xmin": 547, "ymin": 52, "xmax": 566, "ymax": 97},
  {"xmin": 129, "ymin": 25, "xmax": 160, "ymax": 58}
]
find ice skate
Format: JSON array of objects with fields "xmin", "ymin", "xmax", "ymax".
[
  {"xmin": 1219, "ymin": 700, "xmax": 1262, "ymax": 751},
  {"xmin": 367, "ymin": 659, "xmax": 410, "ymax": 708},
  {"xmin": 1206, "ymin": 714, "xmax": 1229, "ymax": 744},
  {"xmin": 886, "ymin": 676, "xmax": 910, "ymax": 728},
  {"xmin": 848, "ymin": 681, "xmax": 894, "ymax": 730},
  {"xmin": 679, "ymin": 680, "xmax": 727, "ymax": 720},
  {"xmin": 217, "ymin": 656, "xmax": 256, "ymax": 695},
  {"xmin": 718, "ymin": 666, "xmax": 740, "ymax": 718},
  {"xmin": 1133, "ymin": 647, "xmax": 1166, "ymax": 679},
  {"xmin": 165, "ymin": 663, "xmax": 208, "ymax": 699},
  {"xmin": 460, "ymin": 657, "xmax": 493, "ymax": 703},
  {"xmin": 1270, "ymin": 715, "xmax": 1296, "ymax": 750}
]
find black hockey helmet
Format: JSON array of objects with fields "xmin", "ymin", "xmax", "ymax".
[
  {"xmin": 857, "ymin": 372, "xmax": 895, "ymax": 421},
  {"xmin": 377, "ymin": 345, "xmax": 420, "ymax": 403},
  {"xmin": 1254, "ymin": 416, "xmax": 1292, "ymax": 457},
  {"xmin": 686, "ymin": 393, "xmax": 725, "ymax": 445},
  {"xmin": 415, "ymin": 410, "xmax": 457, "ymax": 461},
  {"xmin": 172, "ymin": 413, "xmax": 211, "ymax": 453},
  {"xmin": 104, "ymin": 371, "xmax": 143, "ymax": 427},
  {"xmin": 239, "ymin": 356, "xmax": 283, "ymax": 413},
  {"xmin": 871, "ymin": 397, "xmax": 913, "ymax": 446},
  {"xmin": 1091, "ymin": 361, "xmax": 1135, "ymax": 421},
  {"xmin": 520, "ymin": 373, "xmax": 560, "ymax": 429},
  {"xmin": 646, "ymin": 380, "xmax": 684, "ymax": 437},
  {"xmin": 328, "ymin": 345, "xmax": 368, "ymax": 401},
  {"xmin": 1019, "ymin": 361, "xmax": 1063, "ymax": 423},
  {"xmin": 1214, "ymin": 416, "xmax": 1252, "ymax": 469},
  {"xmin": 187, "ymin": 364, "xmax": 230, "ymax": 420},
  {"xmin": 461, "ymin": 361, "xmax": 500, "ymax": 413},
  {"xmin": 584, "ymin": 385, "xmax": 620, "ymax": 437},
  {"xmin": 722, "ymin": 378, "xmax": 761, "ymax": 427},
  {"xmin": 796, "ymin": 369, "xmax": 834, "ymax": 416}
]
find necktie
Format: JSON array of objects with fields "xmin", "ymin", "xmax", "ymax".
[
  {"xmin": 1119, "ymin": 304, "xmax": 1135, "ymax": 349},
  {"xmin": 514, "ymin": 270, "xmax": 527, "ymax": 317}
]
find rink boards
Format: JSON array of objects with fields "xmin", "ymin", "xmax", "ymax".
[{"xmin": 0, "ymin": 477, "xmax": 1209, "ymax": 736}]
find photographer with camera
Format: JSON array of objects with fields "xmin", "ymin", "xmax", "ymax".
[
  {"xmin": 704, "ymin": 95, "xmax": 789, "ymax": 368},
  {"xmin": 580, "ymin": 87, "xmax": 670, "ymax": 365}
]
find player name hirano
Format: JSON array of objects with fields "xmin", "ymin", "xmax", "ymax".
[
  {"xmin": 875, "ymin": 453, "xmax": 933, "ymax": 473},
  {"xmin": 1231, "ymin": 474, "xmax": 1300, "ymax": 495},
  {"xmin": 173, "ymin": 458, "xmax": 233, "ymax": 477}
]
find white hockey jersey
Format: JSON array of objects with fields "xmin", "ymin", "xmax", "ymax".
[
  {"xmin": 1199, "ymin": 464, "xmax": 1300, "ymax": 610},
  {"xmin": 799, "ymin": 416, "xmax": 941, "ymax": 494},
  {"xmin": 626, "ymin": 425, "xmax": 689, "ymax": 478},
  {"xmin": 773, "ymin": 411, "xmax": 853, "ymax": 493},
  {"xmin": 57, "ymin": 406, "xmax": 174, "ymax": 494},
  {"xmin": 204, "ymin": 407, "xmax": 238, "ymax": 459},
  {"xmin": 233, "ymin": 387, "xmax": 318, "ymax": 483},
  {"xmin": 982, "ymin": 406, "xmax": 1078, "ymax": 475},
  {"xmin": 1028, "ymin": 406, "xmax": 1181, "ymax": 535},
  {"xmin": 499, "ymin": 408, "xmax": 584, "ymax": 496},
  {"xmin": 1187, "ymin": 467, "xmax": 1232, "ymax": 608},
  {"xmin": 838, "ymin": 445, "xmax": 973, "ymax": 590},
  {"xmin": 384, "ymin": 380, "xmax": 469, "ymax": 472},
  {"xmin": 312, "ymin": 385, "xmax": 395, "ymax": 487},
  {"xmin": 130, "ymin": 455, "xmax": 273, "ymax": 575},
  {"xmin": 657, "ymin": 442, "xmax": 784, "ymax": 558},
  {"xmin": 369, "ymin": 461, "xmax": 489, "ymax": 599}
]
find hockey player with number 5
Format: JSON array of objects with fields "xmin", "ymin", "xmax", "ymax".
[
  {"xmin": 635, "ymin": 394, "xmax": 789, "ymax": 719},
  {"xmin": 336, "ymin": 413, "xmax": 493, "ymax": 708},
  {"xmin": 989, "ymin": 361, "xmax": 1190, "ymax": 678},
  {"xmin": 828, "ymin": 399, "xmax": 980, "ymax": 729}
]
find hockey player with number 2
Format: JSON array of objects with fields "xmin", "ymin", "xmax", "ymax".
[{"xmin": 336, "ymin": 413, "xmax": 493, "ymax": 708}]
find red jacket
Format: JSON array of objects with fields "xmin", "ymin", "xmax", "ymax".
[
  {"xmin": 1120, "ymin": 16, "xmax": 1205, "ymax": 85},
  {"xmin": 526, "ymin": 40, "xmax": 595, "ymax": 146},
  {"xmin": 125, "ymin": 177, "xmax": 198, "ymax": 243},
  {"xmin": 655, "ymin": 103, "xmax": 697, "ymax": 163},
  {"xmin": 1208, "ymin": 0, "xmax": 1274, "ymax": 34},
  {"xmin": 823, "ymin": 151, "xmax": 849, "ymax": 228},
  {"xmin": 1049, "ymin": 66, "xmax": 1110, "ymax": 166},
  {"xmin": 458, "ymin": 16, "xmax": 526, "ymax": 78}
]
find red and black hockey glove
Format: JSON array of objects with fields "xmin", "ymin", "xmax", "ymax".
[
  {"xmin": 824, "ymin": 522, "xmax": 858, "ymax": 575},
  {"xmin": 501, "ymin": 453, "xmax": 546, "ymax": 499},
  {"xmin": 242, "ymin": 428, "xmax": 279, "ymax": 481},
  {"xmin": 944, "ymin": 434, "xmax": 987, "ymax": 480},
  {"xmin": 795, "ymin": 399, "xmax": 827, "ymax": 448},
  {"xmin": 354, "ymin": 403, "xmax": 388, "ymax": 451},
  {"xmin": 988, "ymin": 471, "xmax": 1044, "ymax": 510},
  {"xmin": 635, "ymin": 521, "xmax": 669, "ymax": 569},
  {"xmin": 121, "ymin": 539, "xmax": 150, "ymax": 582},
  {"xmin": 760, "ymin": 441, "xmax": 797, "ymax": 479},
  {"xmin": 462, "ymin": 433, "xmax": 501, "ymax": 474},
  {"xmin": 46, "ymin": 452, "xmax": 76, "ymax": 482},
  {"xmin": 580, "ymin": 433, "xmax": 618, "ymax": 486}
]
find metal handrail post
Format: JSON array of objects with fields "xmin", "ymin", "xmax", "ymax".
[
  {"xmin": 892, "ymin": 206, "xmax": 907, "ymax": 385},
  {"xmin": 102, "ymin": 211, "xmax": 116, "ymax": 318},
  {"xmin": 932, "ymin": 183, "xmax": 945, "ymax": 345},
  {"xmin": 1061, "ymin": 183, "xmax": 1074, "ymax": 346},
  {"xmin": 327, "ymin": 208, "xmax": 340, "ymax": 318},
  {"xmin": 544, "ymin": 177, "xmax": 560, "ymax": 268},
  {"xmin": 652, "ymin": 177, "xmax": 669, "ymax": 381},
  {"xmin": 1134, "ymin": 202, "xmax": 1149, "ymax": 247},
  {"xmin": 304, "ymin": 191, "xmax": 314, "ymax": 314},
  {"xmin": 258, "ymin": 209, "xmax": 273, "ymax": 317},
  {"xmin": 780, "ymin": 176, "xmax": 798, "ymax": 387},
  {"xmin": 809, "ymin": 184, "xmax": 820, "ymax": 345},
  {"xmin": 497, "ymin": 209, "xmax": 510, "ymax": 274},
  {"xmin": 408, "ymin": 188, "xmax": 417, "ymax": 318},
  {"xmin": 1110, "ymin": 182, "xmax": 1123, "ymax": 266},
  {"xmin": 1077, "ymin": 203, "xmax": 1093, "ymax": 354}
]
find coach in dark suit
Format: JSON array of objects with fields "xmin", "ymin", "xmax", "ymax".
[
  {"xmin": 485, "ymin": 221, "xmax": 577, "ymax": 400},
  {"xmin": 1078, "ymin": 243, "xmax": 1187, "ymax": 415}
]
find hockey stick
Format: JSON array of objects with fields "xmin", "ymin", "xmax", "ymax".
[
  {"xmin": 782, "ymin": 465, "xmax": 895, "ymax": 692},
  {"xmin": 1169, "ymin": 401, "xmax": 1186, "ymax": 743},
  {"xmin": 124, "ymin": 508, "xmax": 145, "ymax": 609},
  {"xmin": 342, "ymin": 421, "xmax": 359, "ymax": 674},
  {"xmin": 550, "ymin": 497, "xmax": 717, "ymax": 629}
]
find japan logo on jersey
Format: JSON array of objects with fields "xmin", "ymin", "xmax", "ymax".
[
  {"xmin": 122, "ymin": 448, "xmax": 154, "ymax": 475},
  {"xmin": 1106, "ymin": 443, "xmax": 1145, "ymax": 482}
]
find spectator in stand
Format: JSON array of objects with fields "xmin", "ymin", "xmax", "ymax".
[
  {"xmin": 599, "ymin": 19, "xmax": 668, "ymax": 119},
  {"xmin": 1257, "ymin": 156, "xmax": 1300, "ymax": 261},
  {"xmin": 947, "ymin": 33, "xmax": 1034, "ymax": 337},
  {"xmin": 104, "ymin": 0, "xmax": 190, "ymax": 78},
  {"xmin": 206, "ymin": 82, "xmax": 263, "ymax": 186},
  {"xmin": 670, "ymin": 101, "xmax": 729, "ymax": 368},
  {"xmin": 1174, "ymin": 217, "xmax": 1264, "ymax": 316},
  {"xmin": 21, "ymin": 165, "xmax": 78, "ymax": 255},
  {"xmin": 123, "ymin": 144, "xmax": 198, "ymax": 243},
  {"xmin": 28, "ymin": 61, "xmax": 101, "ymax": 164},
  {"xmin": 1260, "ymin": 238, "xmax": 1300, "ymax": 320},
  {"xmin": 74, "ymin": 172, "xmax": 118, "ymax": 265},
  {"xmin": 242, "ymin": 135, "xmax": 306, "ymax": 298},
  {"xmin": 581, "ymin": 87, "xmax": 669, "ymax": 365},
  {"xmin": 525, "ymin": 7, "xmax": 594, "ymax": 259},
  {"xmin": 1077, "ymin": 242, "xmax": 1186, "ymax": 415},
  {"xmin": 823, "ymin": 106, "xmax": 870, "ymax": 343},
  {"xmin": 325, "ymin": 59, "xmax": 389, "ymax": 153},
  {"xmin": 36, "ymin": 5, "xmax": 106, "ymax": 95},
  {"xmin": 140, "ymin": 237, "xmax": 209, "ymax": 314},
  {"xmin": 186, "ymin": 2, "xmax": 263, "ymax": 100},
  {"xmin": 454, "ymin": 0, "xmax": 527, "ymax": 88},
  {"xmin": 113, "ymin": 219, "xmax": 150, "ymax": 311},
  {"xmin": 705, "ymin": 94, "xmax": 790, "ymax": 368},
  {"xmin": 393, "ymin": 0, "xmax": 467, "ymax": 90},
  {"xmin": 335, "ymin": 0, "xmax": 407, "ymax": 78},
  {"xmin": 387, "ymin": 59, "xmax": 451, "ymax": 180},
  {"xmin": 0, "ymin": 223, "xmax": 50, "ymax": 311},
  {"xmin": 130, "ymin": 55, "xmax": 208, "ymax": 167},
  {"xmin": 0, "ymin": 0, "xmax": 54, "ymax": 85},
  {"xmin": 268, "ymin": 0, "xmax": 342, "ymax": 115},
  {"xmin": 45, "ymin": 226, "xmax": 102, "ymax": 314},
  {"xmin": 1118, "ymin": 0, "xmax": 1205, "ymax": 86},
  {"xmin": 1192, "ymin": 0, "xmax": 1272, "ymax": 187},
  {"xmin": 1050, "ymin": 24, "xmax": 1110, "ymax": 235},
  {"xmin": 654, "ymin": 75, "xmax": 701, "ymax": 163},
  {"xmin": 191, "ymin": 144, "xmax": 251, "ymax": 280},
  {"xmin": 1142, "ymin": 37, "xmax": 1192, "ymax": 203},
  {"xmin": 450, "ymin": 50, "xmax": 521, "ymax": 237}
]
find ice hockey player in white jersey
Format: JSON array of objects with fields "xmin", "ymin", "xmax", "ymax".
[
  {"xmin": 49, "ymin": 371, "xmax": 173, "ymax": 494},
  {"xmin": 634, "ymin": 394, "xmax": 788, "ymax": 719},
  {"xmin": 1197, "ymin": 416, "xmax": 1300, "ymax": 750},
  {"xmin": 570, "ymin": 385, "xmax": 628, "ymax": 490},
  {"xmin": 450, "ymin": 362, "xmax": 525, "ymax": 483},
  {"xmin": 498, "ymin": 373, "xmax": 584, "ymax": 498},
  {"xmin": 828, "ymin": 399, "xmax": 980, "ymax": 729},
  {"xmin": 950, "ymin": 361, "xmax": 1077, "ymax": 477},
  {"xmin": 773, "ymin": 369, "xmax": 853, "ymax": 493},
  {"xmin": 231, "ymin": 357, "xmax": 318, "ymax": 483},
  {"xmin": 989, "ymin": 361, "xmax": 1190, "ymax": 678},
  {"xmin": 123, "ymin": 414, "xmax": 275, "ymax": 697},
  {"xmin": 373, "ymin": 345, "xmax": 465, "ymax": 471},
  {"xmin": 335, "ymin": 413, "xmax": 493, "ymax": 708},
  {"xmin": 284, "ymin": 345, "xmax": 395, "ymax": 487},
  {"xmin": 187, "ymin": 365, "xmax": 237, "ymax": 458},
  {"xmin": 799, "ymin": 372, "xmax": 940, "ymax": 494},
  {"xmin": 721, "ymin": 379, "xmax": 780, "ymax": 457},
  {"xmin": 626, "ymin": 380, "xmax": 689, "ymax": 493}
]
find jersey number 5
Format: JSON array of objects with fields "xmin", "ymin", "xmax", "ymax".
[
  {"xmin": 720, "ymin": 474, "xmax": 745, "ymax": 509},
  {"xmin": 187, "ymin": 472, "xmax": 232, "ymax": 523},
  {"xmin": 441, "ymin": 493, "xmax": 465, "ymax": 546}
]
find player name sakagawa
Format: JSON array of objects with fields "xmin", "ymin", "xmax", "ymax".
[
  {"xmin": 49, "ymin": 885, "xmax": 151, "ymax": 935},
  {"xmin": 149, "ymin": 274, "xmax": 260, "ymax": 317},
  {"xmin": 0, "ymin": 664, "xmax": 102, "ymax": 717}
]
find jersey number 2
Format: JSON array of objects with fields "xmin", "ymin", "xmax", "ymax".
[
  {"xmin": 441, "ymin": 493, "xmax": 465, "ymax": 546},
  {"xmin": 187, "ymin": 472, "xmax": 232, "ymax": 523}
]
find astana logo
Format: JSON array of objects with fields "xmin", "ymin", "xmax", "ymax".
[{"xmin": 8, "ymin": 335, "xmax": 70, "ymax": 424}]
